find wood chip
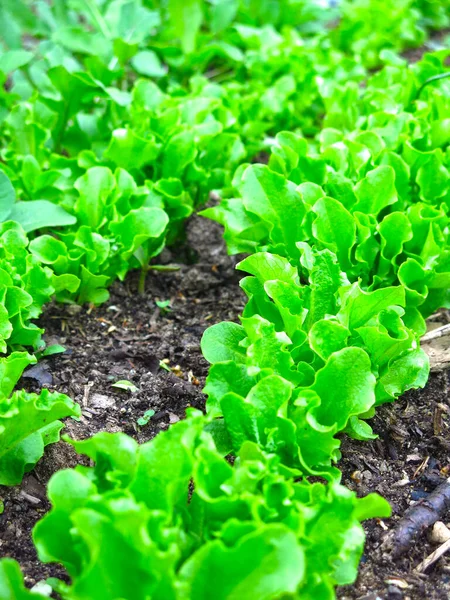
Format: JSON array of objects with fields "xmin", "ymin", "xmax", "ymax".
[
  {"xmin": 19, "ymin": 491, "xmax": 41, "ymax": 505},
  {"xmin": 406, "ymin": 454, "xmax": 422, "ymax": 462},
  {"xmin": 393, "ymin": 473, "xmax": 410, "ymax": 487},
  {"xmin": 421, "ymin": 323, "xmax": 450, "ymax": 343},
  {"xmin": 421, "ymin": 316, "xmax": 450, "ymax": 372},
  {"xmin": 82, "ymin": 382, "xmax": 94, "ymax": 407},
  {"xmin": 434, "ymin": 405, "xmax": 443, "ymax": 435},
  {"xmin": 90, "ymin": 393, "xmax": 115, "ymax": 409},
  {"xmin": 415, "ymin": 538, "xmax": 450, "ymax": 573},
  {"xmin": 413, "ymin": 456, "xmax": 429, "ymax": 478},
  {"xmin": 384, "ymin": 578, "xmax": 409, "ymax": 589}
]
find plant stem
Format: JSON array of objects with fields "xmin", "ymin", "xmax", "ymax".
[
  {"xmin": 416, "ymin": 72, "xmax": 450, "ymax": 99},
  {"xmin": 148, "ymin": 264, "xmax": 181, "ymax": 272},
  {"xmin": 54, "ymin": 102, "xmax": 70, "ymax": 154},
  {"xmin": 82, "ymin": 0, "xmax": 111, "ymax": 39},
  {"xmin": 138, "ymin": 267, "xmax": 148, "ymax": 295}
]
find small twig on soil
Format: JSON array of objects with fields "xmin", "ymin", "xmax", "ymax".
[
  {"xmin": 82, "ymin": 382, "xmax": 94, "ymax": 407},
  {"xmin": 138, "ymin": 267, "xmax": 148, "ymax": 295},
  {"xmin": 421, "ymin": 323, "xmax": 450, "ymax": 343},
  {"xmin": 19, "ymin": 491, "xmax": 41, "ymax": 505},
  {"xmin": 415, "ymin": 538, "xmax": 450, "ymax": 573},
  {"xmin": 383, "ymin": 478, "xmax": 450, "ymax": 558}
]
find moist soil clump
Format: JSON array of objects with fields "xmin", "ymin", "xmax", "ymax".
[{"xmin": 1, "ymin": 218, "xmax": 450, "ymax": 598}]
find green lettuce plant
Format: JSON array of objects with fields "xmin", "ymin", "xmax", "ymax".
[
  {"xmin": 0, "ymin": 2, "xmax": 448, "ymax": 597},
  {"xmin": 25, "ymin": 166, "xmax": 172, "ymax": 303},
  {"xmin": 0, "ymin": 221, "xmax": 56, "ymax": 352},
  {"xmin": 1, "ymin": 414, "xmax": 389, "ymax": 599},
  {"xmin": 201, "ymin": 249, "xmax": 429, "ymax": 479},
  {"xmin": 0, "ymin": 559, "xmax": 47, "ymax": 599},
  {"xmin": 331, "ymin": 0, "xmax": 425, "ymax": 68},
  {"xmin": 0, "ymin": 351, "xmax": 80, "ymax": 485},
  {"xmin": 202, "ymin": 54, "xmax": 450, "ymax": 327}
]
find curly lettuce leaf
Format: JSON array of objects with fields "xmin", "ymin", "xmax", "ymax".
[
  {"xmin": 0, "ymin": 388, "xmax": 81, "ymax": 485},
  {"xmin": 30, "ymin": 420, "xmax": 390, "ymax": 599},
  {"xmin": 0, "ymin": 559, "xmax": 47, "ymax": 599}
]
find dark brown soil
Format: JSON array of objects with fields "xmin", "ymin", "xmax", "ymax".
[{"xmin": 339, "ymin": 373, "xmax": 450, "ymax": 600}]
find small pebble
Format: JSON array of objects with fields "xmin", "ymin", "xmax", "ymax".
[
  {"xmin": 430, "ymin": 521, "xmax": 450, "ymax": 544},
  {"xmin": 386, "ymin": 585, "xmax": 402, "ymax": 599},
  {"xmin": 90, "ymin": 393, "xmax": 116, "ymax": 409}
]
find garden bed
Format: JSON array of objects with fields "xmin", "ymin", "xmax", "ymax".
[
  {"xmin": 1, "ymin": 213, "xmax": 450, "ymax": 599},
  {"xmin": 1, "ymin": 3, "xmax": 450, "ymax": 596}
]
